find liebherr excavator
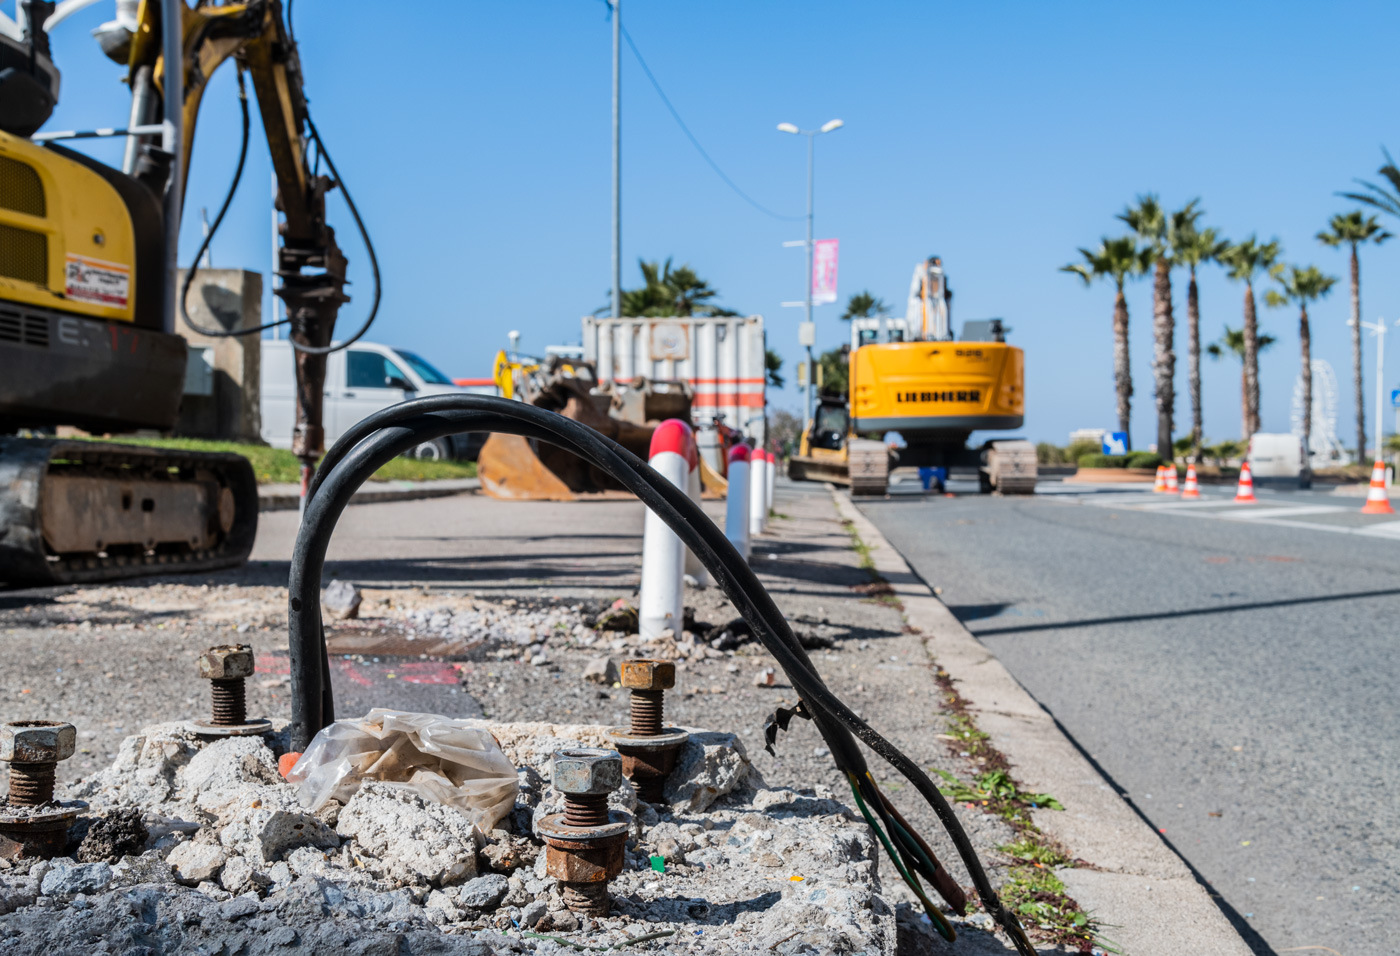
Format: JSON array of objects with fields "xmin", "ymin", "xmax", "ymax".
[
  {"xmin": 0, "ymin": 0, "xmax": 364, "ymax": 584},
  {"xmin": 788, "ymin": 256, "xmax": 1037, "ymax": 496}
]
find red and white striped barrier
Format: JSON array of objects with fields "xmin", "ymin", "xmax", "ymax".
[
  {"xmin": 766, "ymin": 443, "xmax": 776, "ymax": 512},
  {"xmin": 725, "ymin": 444, "xmax": 751, "ymax": 561},
  {"xmin": 640, "ymin": 420, "xmax": 694, "ymax": 640},
  {"xmin": 749, "ymin": 448, "xmax": 769, "ymax": 536},
  {"xmin": 682, "ymin": 435, "xmax": 712, "ymax": 587}
]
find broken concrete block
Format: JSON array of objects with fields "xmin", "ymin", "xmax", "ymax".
[
  {"xmin": 39, "ymin": 861, "xmax": 112, "ymax": 896},
  {"xmin": 218, "ymin": 856, "xmax": 266, "ymax": 895},
  {"xmin": 219, "ymin": 803, "xmax": 338, "ymax": 865},
  {"xmin": 181, "ymin": 736, "xmax": 281, "ymax": 808},
  {"xmin": 76, "ymin": 807, "xmax": 148, "ymax": 863},
  {"xmin": 582, "ymin": 657, "xmax": 619, "ymax": 685},
  {"xmin": 520, "ymin": 898, "xmax": 547, "ymax": 929},
  {"xmin": 322, "ymin": 580, "xmax": 362, "ymax": 620},
  {"xmin": 663, "ymin": 731, "xmax": 764, "ymax": 813},
  {"xmin": 70, "ymin": 724, "xmax": 199, "ymax": 807},
  {"xmin": 336, "ymin": 781, "xmax": 478, "ymax": 887},
  {"xmin": 165, "ymin": 841, "xmax": 226, "ymax": 884},
  {"xmin": 456, "ymin": 873, "xmax": 509, "ymax": 911}
]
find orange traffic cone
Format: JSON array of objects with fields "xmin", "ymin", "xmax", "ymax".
[
  {"xmin": 1233, "ymin": 461, "xmax": 1258, "ymax": 503},
  {"xmin": 1165, "ymin": 464, "xmax": 1180, "ymax": 493},
  {"xmin": 1153, "ymin": 465, "xmax": 1168, "ymax": 493},
  {"xmin": 1360, "ymin": 460, "xmax": 1395, "ymax": 515},
  {"xmin": 1181, "ymin": 463, "xmax": 1201, "ymax": 499}
]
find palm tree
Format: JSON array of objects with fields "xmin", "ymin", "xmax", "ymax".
[
  {"xmin": 1218, "ymin": 237, "xmax": 1281, "ymax": 439},
  {"xmin": 765, "ymin": 349, "xmax": 784, "ymax": 388},
  {"xmin": 1172, "ymin": 223, "xmax": 1230, "ymax": 460},
  {"xmin": 1207, "ymin": 326, "xmax": 1278, "ymax": 439},
  {"xmin": 1119, "ymin": 196, "xmax": 1198, "ymax": 454},
  {"xmin": 840, "ymin": 291, "xmax": 889, "ymax": 320},
  {"xmin": 1062, "ymin": 237, "xmax": 1152, "ymax": 448},
  {"xmin": 1317, "ymin": 211, "xmax": 1391, "ymax": 460},
  {"xmin": 605, "ymin": 258, "xmax": 735, "ymax": 317},
  {"xmin": 1265, "ymin": 266, "xmax": 1338, "ymax": 463}
]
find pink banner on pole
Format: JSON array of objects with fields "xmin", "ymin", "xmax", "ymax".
[{"xmin": 811, "ymin": 238, "xmax": 839, "ymax": 305}]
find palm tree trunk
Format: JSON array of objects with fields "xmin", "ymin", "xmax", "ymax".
[
  {"xmin": 1187, "ymin": 266, "xmax": 1202, "ymax": 460},
  {"xmin": 1350, "ymin": 243, "xmax": 1364, "ymax": 460},
  {"xmin": 1152, "ymin": 256, "xmax": 1175, "ymax": 455},
  {"xmin": 1240, "ymin": 366, "xmax": 1247, "ymax": 441},
  {"xmin": 1299, "ymin": 304, "xmax": 1312, "ymax": 468},
  {"xmin": 1242, "ymin": 282, "xmax": 1260, "ymax": 438},
  {"xmin": 1113, "ymin": 286, "xmax": 1133, "ymax": 448}
]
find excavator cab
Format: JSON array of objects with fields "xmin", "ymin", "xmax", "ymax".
[{"xmin": 808, "ymin": 400, "xmax": 848, "ymax": 452}]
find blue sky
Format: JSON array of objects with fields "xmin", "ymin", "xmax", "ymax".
[{"xmin": 35, "ymin": 0, "xmax": 1400, "ymax": 448}]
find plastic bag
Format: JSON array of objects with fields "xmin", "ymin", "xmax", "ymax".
[{"xmin": 286, "ymin": 709, "xmax": 519, "ymax": 832}]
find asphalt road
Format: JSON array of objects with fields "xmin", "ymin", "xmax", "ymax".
[{"xmin": 856, "ymin": 477, "xmax": 1400, "ymax": 956}]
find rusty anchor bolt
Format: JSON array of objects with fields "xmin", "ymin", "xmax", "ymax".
[
  {"xmin": 1, "ymin": 721, "xmax": 75, "ymax": 807},
  {"xmin": 607, "ymin": 659, "xmax": 689, "ymax": 804},
  {"xmin": 538, "ymin": 748, "xmax": 630, "ymax": 917},
  {"xmin": 0, "ymin": 721, "xmax": 84, "ymax": 860},
  {"xmin": 190, "ymin": 645, "xmax": 272, "ymax": 737}
]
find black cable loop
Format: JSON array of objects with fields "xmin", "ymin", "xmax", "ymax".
[
  {"xmin": 287, "ymin": 396, "xmax": 1035, "ymax": 954},
  {"xmin": 178, "ymin": 69, "xmax": 289, "ymax": 338}
]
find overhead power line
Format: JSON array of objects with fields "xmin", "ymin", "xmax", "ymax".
[{"xmin": 605, "ymin": 7, "xmax": 803, "ymax": 222}]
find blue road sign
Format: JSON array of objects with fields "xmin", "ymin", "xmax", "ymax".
[
  {"xmin": 1391, "ymin": 388, "xmax": 1400, "ymax": 407},
  {"xmin": 1103, "ymin": 432, "xmax": 1128, "ymax": 455}
]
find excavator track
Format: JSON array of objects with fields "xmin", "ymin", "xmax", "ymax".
[
  {"xmin": 984, "ymin": 440, "xmax": 1038, "ymax": 495},
  {"xmin": 0, "ymin": 438, "xmax": 258, "ymax": 587},
  {"xmin": 847, "ymin": 439, "xmax": 891, "ymax": 496}
]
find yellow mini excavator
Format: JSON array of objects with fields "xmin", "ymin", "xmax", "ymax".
[
  {"xmin": 788, "ymin": 256, "xmax": 1036, "ymax": 496},
  {"xmin": 0, "ymin": 0, "xmax": 363, "ymax": 584}
]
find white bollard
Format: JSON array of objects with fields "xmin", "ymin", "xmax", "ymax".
[
  {"xmin": 724, "ymin": 444, "xmax": 750, "ymax": 561},
  {"xmin": 639, "ymin": 420, "xmax": 694, "ymax": 640},
  {"xmin": 766, "ymin": 443, "xmax": 776, "ymax": 515},
  {"xmin": 749, "ymin": 447, "xmax": 768, "ymax": 537},
  {"xmin": 683, "ymin": 440, "xmax": 713, "ymax": 587}
]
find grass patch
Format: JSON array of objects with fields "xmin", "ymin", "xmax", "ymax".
[
  {"xmin": 68, "ymin": 435, "xmax": 477, "ymax": 485},
  {"xmin": 840, "ymin": 518, "xmax": 876, "ymax": 572},
  {"xmin": 1000, "ymin": 866, "xmax": 1114, "ymax": 950},
  {"xmin": 999, "ymin": 838, "xmax": 1068, "ymax": 867},
  {"xmin": 934, "ymin": 768, "xmax": 1063, "ymax": 826}
]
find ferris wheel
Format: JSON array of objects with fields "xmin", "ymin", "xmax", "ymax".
[{"xmin": 1292, "ymin": 359, "xmax": 1348, "ymax": 465}]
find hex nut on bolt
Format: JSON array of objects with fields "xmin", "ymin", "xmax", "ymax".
[
  {"xmin": 609, "ymin": 659, "xmax": 689, "ymax": 804},
  {"xmin": 537, "ymin": 748, "xmax": 630, "ymax": 916},
  {"xmin": 189, "ymin": 644, "xmax": 272, "ymax": 737},
  {"xmin": 0, "ymin": 720, "xmax": 84, "ymax": 860}
]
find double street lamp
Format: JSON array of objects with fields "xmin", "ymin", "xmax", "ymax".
[{"xmin": 778, "ymin": 118, "xmax": 843, "ymax": 425}]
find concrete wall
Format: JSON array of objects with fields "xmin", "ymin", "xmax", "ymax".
[{"xmin": 175, "ymin": 269, "xmax": 263, "ymax": 442}]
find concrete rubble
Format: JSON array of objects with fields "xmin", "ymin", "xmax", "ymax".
[{"xmin": 0, "ymin": 718, "xmax": 905, "ymax": 954}]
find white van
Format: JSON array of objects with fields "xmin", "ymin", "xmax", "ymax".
[
  {"xmin": 260, "ymin": 339, "xmax": 487, "ymax": 460},
  {"xmin": 1247, "ymin": 433, "xmax": 1309, "ymax": 487}
]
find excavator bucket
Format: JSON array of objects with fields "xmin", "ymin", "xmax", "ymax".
[
  {"xmin": 698, "ymin": 455, "xmax": 728, "ymax": 496},
  {"xmin": 477, "ymin": 434, "xmax": 576, "ymax": 501},
  {"xmin": 476, "ymin": 355, "xmax": 695, "ymax": 501}
]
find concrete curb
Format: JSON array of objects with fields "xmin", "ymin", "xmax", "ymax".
[
  {"xmin": 830, "ymin": 489, "xmax": 1252, "ymax": 956},
  {"xmin": 257, "ymin": 477, "xmax": 479, "ymax": 512}
]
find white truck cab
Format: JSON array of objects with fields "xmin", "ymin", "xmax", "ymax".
[{"xmin": 261, "ymin": 339, "xmax": 484, "ymax": 459}]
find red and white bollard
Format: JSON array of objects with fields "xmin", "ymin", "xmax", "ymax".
[
  {"xmin": 749, "ymin": 447, "xmax": 769, "ymax": 537},
  {"xmin": 640, "ymin": 420, "xmax": 694, "ymax": 640},
  {"xmin": 683, "ymin": 437, "xmax": 712, "ymax": 587},
  {"xmin": 725, "ymin": 444, "xmax": 751, "ymax": 561},
  {"xmin": 766, "ymin": 443, "xmax": 776, "ymax": 514}
]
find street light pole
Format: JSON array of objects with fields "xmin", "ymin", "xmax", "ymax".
[
  {"xmin": 1352, "ymin": 316, "xmax": 1395, "ymax": 462},
  {"xmin": 778, "ymin": 119, "xmax": 843, "ymax": 427},
  {"xmin": 611, "ymin": 0, "xmax": 621, "ymax": 320}
]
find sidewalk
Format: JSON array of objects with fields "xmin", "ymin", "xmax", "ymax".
[{"xmin": 257, "ymin": 476, "xmax": 479, "ymax": 511}]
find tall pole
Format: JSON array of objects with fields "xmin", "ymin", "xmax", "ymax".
[
  {"xmin": 804, "ymin": 132, "xmax": 814, "ymax": 426},
  {"xmin": 160, "ymin": 0, "xmax": 184, "ymax": 335},
  {"xmin": 271, "ymin": 170, "xmax": 281, "ymax": 340},
  {"xmin": 1375, "ymin": 320, "xmax": 1384, "ymax": 463},
  {"xmin": 611, "ymin": 0, "xmax": 621, "ymax": 319}
]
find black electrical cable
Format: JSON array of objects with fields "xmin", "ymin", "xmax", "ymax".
[
  {"xmin": 179, "ymin": 70, "xmax": 290, "ymax": 339},
  {"xmin": 283, "ymin": 113, "xmax": 381, "ymax": 356},
  {"xmin": 285, "ymin": 396, "xmax": 1037, "ymax": 954}
]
